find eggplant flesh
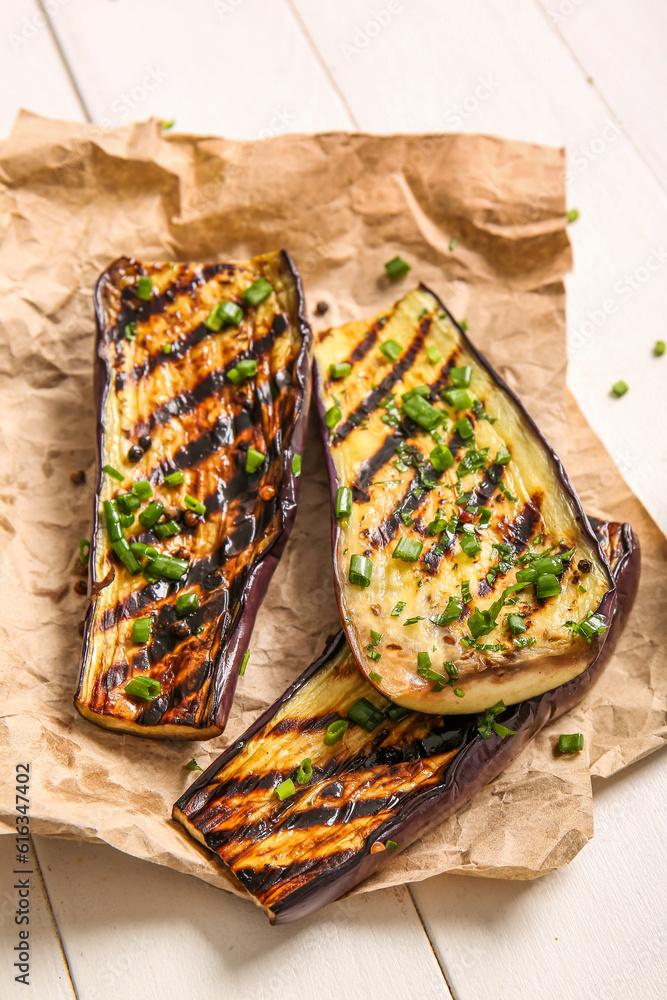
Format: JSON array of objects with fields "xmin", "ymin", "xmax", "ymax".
[
  {"xmin": 75, "ymin": 251, "xmax": 311, "ymax": 739},
  {"xmin": 173, "ymin": 518, "xmax": 638, "ymax": 924},
  {"xmin": 313, "ymin": 287, "xmax": 615, "ymax": 714}
]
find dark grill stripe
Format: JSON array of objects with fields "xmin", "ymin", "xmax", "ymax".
[
  {"xmin": 331, "ymin": 316, "xmax": 432, "ymax": 445},
  {"xmin": 345, "ymin": 311, "xmax": 393, "ymax": 365}
]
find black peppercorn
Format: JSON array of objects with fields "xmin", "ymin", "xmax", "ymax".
[
  {"xmin": 315, "ymin": 301, "xmax": 329, "ymax": 316},
  {"xmin": 183, "ymin": 510, "xmax": 200, "ymax": 528},
  {"xmin": 128, "ymin": 445, "xmax": 143, "ymax": 462},
  {"xmin": 138, "ymin": 434, "xmax": 152, "ymax": 451},
  {"xmin": 578, "ymin": 559, "xmax": 592, "ymax": 573},
  {"xmin": 70, "ymin": 469, "xmax": 86, "ymax": 486},
  {"xmin": 73, "ymin": 580, "xmax": 88, "ymax": 595},
  {"xmin": 170, "ymin": 620, "xmax": 190, "ymax": 639}
]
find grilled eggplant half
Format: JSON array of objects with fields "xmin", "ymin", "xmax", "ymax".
[
  {"xmin": 75, "ymin": 251, "xmax": 311, "ymax": 739},
  {"xmin": 312, "ymin": 287, "xmax": 615, "ymax": 714},
  {"xmin": 173, "ymin": 518, "xmax": 638, "ymax": 923}
]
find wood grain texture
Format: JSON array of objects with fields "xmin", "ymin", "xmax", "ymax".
[{"xmin": 33, "ymin": 834, "xmax": 451, "ymax": 1000}]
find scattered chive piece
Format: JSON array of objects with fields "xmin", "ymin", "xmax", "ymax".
[
  {"xmin": 460, "ymin": 318, "xmax": 468, "ymax": 331},
  {"xmin": 132, "ymin": 480, "xmax": 153, "ymax": 499},
  {"xmin": 393, "ymin": 537, "xmax": 423, "ymax": 561},
  {"xmin": 219, "ymin": 300, "xmax": 244, "ymax": 326},
  {"xmin": 506, "ymin": 613, "xmax": 526, "ymax": 635},
  {"xmin": 246, "ymin": 448, "xmax": 265, "ymax": 474},
  {"xmin": 130, "ymin": 542, "xmax": 158, "ymax": 559},
  {"xmin": 385, "ymin": 703, "xmax": 411, "ymax": 722},
  {"xmin": 236, "ymin": 359, "xmax": 258, "ymax": 379},
  {"xmin": 176, "ymin": 592, "xmax": 199, "ymax": 615},
  {"xmin": 443, "ymin": 384, "xmax": 473, "ymax": 411},
  {"xmin": 384, "ymin": 256, "xmax": 411, "ymax": 280},
  {"xmin": 404, "ymin": 616, "xmax": 424, "ymax": 626},
  {"xmin": 369, "ymin": 670, "xmax": 383, "ymax": 683},
  {"xmin": 516, "ymin": 567, "xmax": 538, "ymax": 584},
  {"xmin": 536, "ymin": 573, "xmax": 561, "ymax": 599},
  {"xmin": 164, "ymin": 471, "xmax": 184, "ymax": 486},
  {"xmin": 162, "ymin": 119, "xmax": 175, "ymax": 130},
  {"xmin": 145, "ymin": 553, "xmax": 189, "ymax": 581},
  {"xmin": 138, "ymin": 501, "xmax": 164, "ymax": 529},
  {"xmin": 124, "ymin": 676, "xmax": 161, "ymax": 700},
  {"xmin": 454, "ymin": 416, "xmax": 474, "ymax": 440},
  {"xmin": 402, "ymin": 394, "xmax": 443, "ymax": 431},
  {"xmin": 205, "ymin": 306, "xmax": 224, "ymax": 331},
  {"xmin": 329, "ymin": 362, "xmax": 352, "ymax": 380},
  {"xmin": 136, "ymin": 276, "xmax": 153, "ymax": 300},
  {"xmin": 275, "ymin": 778, "xmax": 295, "ymax": 801},
  {"xmin": 495, "ymin": 445, "xmax": 511, "ymax": 465},
  {"xmin": 450, "ymin": 365, "xmax": 472, "ymax": 388},
  {"xmin": 478, "ymin": 508, "xmax": 492, "ymax": 527},
  {"xmin": 79, "ymin": 538, "xmax": 90, "ymax": 568},
  {"xmin": 118, "ymin": 512, "xmax": 134, "ymax": 529},
  {"xmin": 153, "ymin": 520, "xmax": 181, "ymax": 538},
  {"xmin": 449, "ymin": 237, "xmax": 458, "ymax": 251},
  {"xmin": 116, "ymin": 492, "xmax": 141, "ymax": 514},
  {"xmin": 292, "ymin": 454, "xmax": 301, "ymax": 477},
  {"xmin": 112, "ymin": 538, "xmax": 142, "ymax": 574},
  {"xmin": 579, "ymin": 584, "xmax": 587, "ymax": 593},
  {"xmin": 558, "ymin": 733, "xmax": 584, "ymax": 753},
  {"xmin": 386, "ymin": 840, "xmax": 398, "ymax": 850},
  {"xmin": 402, "ymin": 385, "xmax": 431, "ymax": 402},
  {"xmin": 324, "ymin": 719, "xmax": 349, "ymax": 746},
  {"xmin": 611, "ymin": 380, "xmax": 628, "ymax": 398},
  {"xmin": 102, "ymin": 464, "xmax": 124, "ymax": 482},
  {"xmin": 567, "ymin": 208, "xmax": 580, "ymax": 223},
  {"xmin": 391, "ymin": 600, "xmax": 407, "ymax": 617},
  {"xmin": 184, "ymin": 494, "xmax": 207, "ymax": 516},
  {"xmin": 132, "ymin": 618, "xmax": 152, "ymax": 643},
  {"xmin": 227, "ymin": 367, "xmax": 242, "ymax": 385},
  {"xmin": 460, "ymin": 530, "xmax": 481, "ymax": 558},
  {"xmin": 347, "ymin": 697, "xmax": 385, "ymax": 732},
  {"xmin": 325, "ymin": 405, "xmax": 342, "ymax": 429},
  {"xmin": 239, "ymin": 650, "xmax": 250, "ymax": 676},
  {"xmin": 380, "ymin": 339, "xmax": 403, "ymax": 362},
  {"xmin": 162, "ymin": 344, "xmax": 172, "ymax": 354},
  {"xmin": 430, "ymin": 443, "xmax": 454, "ymax": 471},
  {"xmin": 426, "ymin": 344, "xmax": 441, "ymax": 364},
  {"xmin": 417, "ymin": 650, "xmax": 432, "ymax": 670},
  {"xmin": 102, "ymin": 500, "xmax": 123, "ymax": 542},
  {"xmin": 655, "ymin": 340, "xmax": 666, "ymax": 357},
  {"xmin": 349, "ymin": 554, "xmax": 373, "ymax": 587},
  {"xmin": 185, "ymin": 759, "xmax": 202, "ymax": 771},
  {"xmin": 454, "ymin": 688, "xmax": 465, "ymax": 697},
  {"xmin": 297, "ymin": 758, "xmax": 313, "ymax": 786},
  {"xmin": 335, "ymin": 486, "xmax": 353, "ymax": 519},
  {"xmin": 242, "ymin": 277, "xmax": 273, "ymax": 306},
  {"xmin": 125, "ymin": 321, "xmax": 137, "ymax": 341},
  {"xmin": 443, "ymin": 660, "xmax": 458, "ymax": 679},
  {"xmin": 531, "ymin": 555, "xmax": 563, "ymax": 575},
  {"xmin": 461, "ymin": 580, "xmax": 472, "ymax": 603}
]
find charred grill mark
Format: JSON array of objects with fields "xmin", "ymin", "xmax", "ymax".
[
  {"xmin": 331, "ymin": 317, "xmax": 432, "ymax": 445},
  {"xmin": 352, "ymin": 433, "xmax": 404, "ymax": 502},
  {"xmin": 345, "ymin": 311, "xmax": 393, "ymax": 365},
  {"xmin": 476, "ymin": 498, "xmax": 544, "ymax": 598},
  {"xmin": 233, "ymin": 851, "xmax": 357, "ymax": 899}
]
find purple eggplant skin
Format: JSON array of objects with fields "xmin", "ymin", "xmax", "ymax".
[
  {"xmin": 312, "ymin": 286, "xmax": 616, "ymax": 714},
  {"xmin": 173, "ymin": 518, "xmax": 638, "ymax": 922},
  {"xmin": 77, "ymin": 251, "xmax": 312, "ymax": 738}
]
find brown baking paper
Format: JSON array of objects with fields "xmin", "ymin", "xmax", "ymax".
[{"xmin": 0, "ymin": 112, "xmax": 665, "ymax": 902}]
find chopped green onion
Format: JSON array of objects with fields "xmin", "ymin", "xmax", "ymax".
[
  {"xmin": 385, "ymin": 840, "xmax": 398, "ymax": 850},
  {"xmin": 478, "ymin": 508, "xmax": 492, "ymax": 527},
  {"xmin": 513, "ymin": 635, "xmax": 536, "ymax": 648},
  {"xmin": 176, "ymin": 592, "xmax": 199, "ymax": 615},
  {"xmin": 369, "ymin": 670, "xmax": 383, "ymax": 682},
  {"xmin": 516, "ymin": 567, "xmax": 537, "ymax": 584},
  {"xmin": 119, "ymin": 512, "xmax": 134, "ymax": 529},
  {"xmin": 449, "ymin": 236, "xmax": 458, "ymax": 252},
  {"xmin": 417, "ymin": 650, "xmax": 432, "ymax": 670},
  {"xmin": 432, "ymin": 597, "xmax": 463, "ymax": 626},
  {"xmin": 403, "ymin": 616, "xmax": 424, "ymax": 625},
  {"xmin": 454, "ymin": 417, "xmax": 474, "ymax": 440},
  {"xmin": 385, "ymin": 703, "xmax": 411, "ymax": 722},
  {"xmin": 329, "ymin": 362, "xmax": 352, "ymax": 380},
  {"xmin": 136, "ymin": 276, "xmax": 153, "ymax": 300},
  {"xmin": 429, "ymin": 444, "xmax": 454, "ymax": 472},
  {"xmin": 125, "ymin": 321, "xmax": 137, "ymax": 341},
  {"xmin": 275, "ymin": 778, "xmax": 295, "ymax": 801},
  {"xmin": 162, "ymin": 344, "xmax": 172, "ymax": 354},
  {"xmin": 403, "ymin": 394, "xmax": 444, "ymax": 431},
  {"xmin": 205, "ymin": 306, "xmax": 224, "ymax": 331},
  {"xmin": 655, "ymin": 340, "xmax": 666, "ymax": 357},
  {"xmin": 349, "ymin": 554, "xmax": 373, "ymax": 587},
  {"xmin": 185, "ymin": 758, "xmax": 202, "ymax": 771},
  {"xmin": 242, "ymin": 277, "xmax": 273, "ymax": 306},
  {"xmin": 379, "ymin": 339, "xmax": 402, "ymax": 362},
  {"xmin": 184, "ymin": 494, "xmax": 207, "ymax": 516},
  {"xmin": 239, "ymin": 650, "xmax": 250, "ymax": 676},
  {"xmin": 145, "ymin": 554, "xmax": 189, "ymax": 581},
  {"xmin": 495, "ymin": 445, "xmax": 511, "ymax": 465},
  {"xmin": 611, "ymin": 380, "xmax": 628, "ymax": 397},
  {"xmin": 390, "ymin": 600, "xmax": 407, "ymax": 617},
  {"xmin": 154, "ymin": 520, "xmax": 181, "ymax": 538},
  {"xmin": 297, "ymin": 758, "xmax": 313, "ymax": 785},
  {"xmin": 124, "ymin": 676, "xmax": 161, "ymax": 700},
  {"xmin": 564, "ymin": 611, "xmax": 607, "ymax": 643},
  {"xmin": 132, "ymin": 618, "xmax": 152, "ymax": 643},
  {"xmin": 443, "ymin": 660, "xmax": 458, "ymax": 679},
  {"xmin": 454, "ymin": 688, "xmax": 465, "ymax": 697},
  {"xmin": 236, "ymin": 359, "xmax": 258, "ymax": 379},
  {"xmin": 227, "ymin": 367, "xmax": 243, "ymax": 385},
  {"xmin": 138, "ymin": 501, "xmax": 164, "ymax": 529},
  {"xmin": 116, "ymin": 492, "xmax": 141, "ymax": 514},
  {"xmin": 324, "ymin": 719, "xmax": 349, "ymax": 746},
  {"xmin": 417, "ymin": 656, "xmax": 447, "ymax": 691},
  {"xmin": 384, "ymin": 256, "xmax": 411, "ymax": 280},
  {"xmin": 347, "ymin": 697, "xmax": 385, "ymax": 732},
  {"xmin": 103, "ymin": 500, "xmax": 123, "ymax": 542},
  {"xmin": 246, "ymin": 448, "xmax": 265, "ymax": 474},
  {"xmin": 461, "ymin": 580, "xmax": 472, "ymax": 603},
  {"xmin": 292, "ymin": 454, "xmax": 301, "ymax": 477},
  {"xmin": 130, "ymin": 542, "xmax": 158, "ymax": 559},
  {"xmin": 558, "ymin": 733, "xmax": 584, "ymax": 753},
  {"xmin": 393, "ymin": 537, "xmax": 423, "ymax": 561},
  {"xmin": 79, "ymin": 538, "xmax": 90, "ymax": 567},
  {"xmin": 219, "ymin": 300, "xmax": 244, "ymax": 326},
  {"xmin": 536, "ymin": 573, "xmax": 561, "ymax": 599},
  {"xmin": 132, "ymin": 480, "xmax": 153, "ymax": 499},
  {"xmin": 426, "ymin": 345, "xmax": 441, "ymax": 364},
  {"xmin": 402, "ymin": 385, "xmax": 430, "ymax": 402},
  {"xmin": 531, "ymin": 555, "xmax": 563, "ymax": 576},
  {"xmin": 450, "ymin": 366, "xmax": 472, "ymax": 388},
  {"xmin": 335, "ymin": 486, "xmax": 353, "ymax": 518},
  {"xmin": 164, "ymin": 471, "xmax": 184, "ymax": 486},
  {"xmin": 506, "ymin": 614, "xmax": 526, "ymax": 635},
  {"xmin": 102, "ymin": 464, "xmax": 124, "ymax": 482},
  {"xmin": 497, "ymin": 481, "xmax": 517, "ymax": 502},
  {"xmin": 325, "ymin": 405, "xmax": 342, "ymax": 429},
  {"xmin": 459, "ymin": 318, "xmax": 468, "ymax": 331},
  {"xmin": 566, "ymin": 208, "xmax": 579, "ymax": 223},
  {"xmin": 460, "ymin": 529, "xmax": 481, "ymax": 558}
]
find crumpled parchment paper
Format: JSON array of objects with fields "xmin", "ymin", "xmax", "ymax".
[{"xmin": 0, "ymin": 112, "xmax": 664, "ymax": 899}]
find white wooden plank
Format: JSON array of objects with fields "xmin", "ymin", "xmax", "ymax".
[
  {"xmin": 33, "ymin": 834, "xmax": 450, "ymax": 1000},
  {"xmin": 42, "ymin": 0, "xmax": 353, "ymax": 138},
  {"xmin": 0, "ymin": 836, "xmax": 76, "ymax": 1000},
  {"xmin": 0, "ymin": 0, "xmax": 85, "ymax": 136},
  {"xmin": 291, "ymin": 0, "xmax": 667, "ymax": 534},
  {"xmin": 536, "ymin": 0, "xmax": 667, "ymax": 184},
  {"xmin": 409, "ymin": 749, "xmax": 667, "ymax": 1000}
]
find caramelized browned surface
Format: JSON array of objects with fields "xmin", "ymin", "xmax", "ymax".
[{"xmin": 75, "ymin": 252, "xmax": 307, "ymax": 737}]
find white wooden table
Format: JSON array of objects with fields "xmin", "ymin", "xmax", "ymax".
[{"xmin": 1, "ymin": 2, "xmax": 666, "ymax": 998}]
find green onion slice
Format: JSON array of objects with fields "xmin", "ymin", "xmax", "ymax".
[
  {"xmin": 349, "ymin": 554, "xmax": 372, "ymax": 587},
  {"xmin": 132, "ymin": 480, "xmax": 153, "ymax": 499},
  {"xmin": 275, "ymin": 778, "xmax": 295, "ymax": 801},
  {"xmin": 145, "ymin": 554, "xmax": 189, "ymax": 581},
  {"xmin": 164, "ymin": 471, "xmax": 184, "ymax": 486},
  {"xmin": 239, "ymin": 650, "xmax": 250, "ymax": 676},
  {"xmin": 384, "ymin": 256, "xmax": 411, "ymax": 280},
  {"xmin": 184, "ymin": 494, "xmax": 207, "ymax": 516},
  {"xmin": 296, "ymin": 758, "xmax": 313, "ymax": 786},
  {"xmin": 242, "ymin": 277, "xmax": 273, "ymax": 306},
  {"xmin": 390, "ymin": 600, "xmax": 407, "ymax": 617},
  {"xmin": 132, "ymin": 618, "xmax": 152, "ymax": 643},
  {"xmin": 329, "ymin": 362, "xmax": 352, "ymax": 380},
  {"xmin": 185, "ymin": 758, "xmax": 202, "ymax": 771},
  {"xmin": 79, "ymin": 538, "xmax": 91, "ymax": 567},
  {"xmin": 176, "ymin": 592, "xmax": 199, "ymax": 615},
  {"xmin": 324, "ymin": 720, "xmax": 349, "ymax": 746},
  {"xmin": 335, "ymin": 486, "xmax": 353, "ymax": 519},
  {"xmin": 246, "ymin": 448, "xmax": 265, "ymax": 474},
  {"xmin": 347, "ymin": 697, "xmax": 385, "ymax": 732},
  {"xmin": 393, "ymin": 537, "xmax": 423, "ymax": 561},
  {"xmin": 450, "ymin": 365, "xmax": 472, "ymax": 387},
  {"xmin": 136, "ymin": 276, "xmax": 153, "ymax": 300},
  {"xmin": 430, "ymin": 444, "xmax": 454, "ymax": 471},
  {"xmin": 558, "ymin": 733, "xmax": 584, "ymax": 753},
  {"xmin": 124, "ymin": 676, "xmax": 161, "ymax": 700},
  {"xmin": 292, "ymin": 454, "xmax": 301, "ymax": 477},
  {"xmin": 102, "ymin": 464, "xmax": 124, "ymax": 482},
  {"xmin": 138, "ymin": 501, "xmax": 164, "ymax": 529},
  {"xmin": 379, "ymin": 339, "xmax": 402, "ymax": 362}
]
